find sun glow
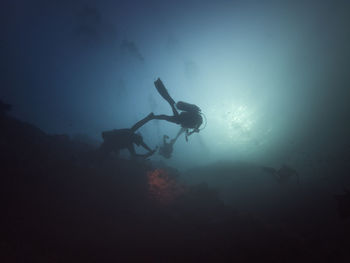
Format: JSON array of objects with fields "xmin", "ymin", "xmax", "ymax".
[{"xmin": 209, "ymin": 103, "xmax": 257, "ymax": 145}]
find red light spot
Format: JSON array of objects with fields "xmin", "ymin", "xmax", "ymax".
[{"xmin": 147, "ymin": 169, "xmax": 186, "ymax": 205}]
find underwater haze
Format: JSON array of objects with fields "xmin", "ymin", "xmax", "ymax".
[
  {"xmin": 2, "ymin": 1, "xmax": 350, "ymax": 261},
  {"xmin": 3, "ymin": 0, "xmax": 350, "ymax": 169}
]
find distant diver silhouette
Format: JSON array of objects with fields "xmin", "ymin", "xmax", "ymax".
[
  {"xmin": 151, "ymin": 78, "xmax": 204, "ymax": 141},
  {"xmin": 261, "ymin": 164, "xmax": 300, "ymax": 185},
  {"xmin": 158, "ymin": 135, "xmax": 174, "ymax": 159},
  {"xmin": 158, "ymin": 131, "xmax": 185, "ymax": 159},
  {"xmin": 100, "ymin": 113, "xmax": 157, "ymax": 159}
]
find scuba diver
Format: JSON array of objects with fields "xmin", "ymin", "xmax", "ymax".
[
  {"xmin": 158, "ymin": 135, "xmax": 174, "ymax": 159},
  {"xmin": 158, "ymin": 131, "xmax": 184, "ymax": 159},
  {"xmin": 261, "ymin": 164, "xmax": 300, "ymax": 185},
  {"xmin": 150, "ymin": 78, "xmax": 204, "ymax": 142},
  {"xmin": 100, "ymin": 113, "xmax": 157, "ymax": 159}
]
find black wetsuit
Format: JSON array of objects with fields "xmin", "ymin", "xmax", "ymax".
[
  {"xmin": 100, "ymin": 113, "xmax": 155, "ymax": 158},
  {"xmin": 101, "ymin": 129, "xmax": 135, "ymax": 155}
]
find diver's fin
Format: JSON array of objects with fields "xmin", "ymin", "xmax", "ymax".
[{"xmin": 154, "ymin": 78, "xmax": 176, "ymax": 106}]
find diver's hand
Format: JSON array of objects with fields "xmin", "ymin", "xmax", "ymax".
[
  {"xmin": 152, "ymin": 147, "xmax": 158, "ymax": 155},
  {"xmin": 187, "ymin": 128, "xmax": 199, "ymax": 137},
  {"xmin": 145, "ymin": 146, "xmax": 158, "ymax": 158}
]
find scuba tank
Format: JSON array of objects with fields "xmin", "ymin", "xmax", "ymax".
[{"xmin": 176, "ymin": 101, "xmax": 201, "ymax": 113}]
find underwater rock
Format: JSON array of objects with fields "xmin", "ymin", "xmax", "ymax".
[
  {"xmin": 261, "ymin": 164, "xmax": 300, "ymax": 184},
  {"xmin": 1, "ymin": 113, "xmax": 349, "ymax": 262}
]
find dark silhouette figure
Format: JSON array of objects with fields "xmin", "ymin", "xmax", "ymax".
[
  {"xmin": 334, "ymin": 188, "xmax": 350, "ymax": 219},
  {"xmin": 262, "ymin": 164, "xmax": 300, "ymax": 185},
  {"xmin": 100, "ymin": 113, "xmax": 156, "ymax": 159},
  {"xmin": 159, "ymin": 132, "xmax": 186, "ymax": 159},
  {"xmin": 159, "ymin": 135, "xmax": 174, "ymax": 159},
  {"xmin": 151, "ymin": 78, "xmax": 203, "ymax": 141}
]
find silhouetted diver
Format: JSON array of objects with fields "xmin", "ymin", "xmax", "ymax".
[
  {"xmin": 100, "ymin": 113, "xmax": 157, "ymax": 159},
  {"xmin": 158, "ymin": 130, "xmax": 187, "ymax": 159},
  {"xmin": 158, "ymin": 135, "xmax": 174, "ymax": 159},
  {"xmin": 150, "ymin": 78, "xmax": 203, "ymax": 141}
]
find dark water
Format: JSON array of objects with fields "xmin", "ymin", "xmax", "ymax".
[{"xmin": 1, "ymin": 0, "xmax": 350, "ymax": 262}]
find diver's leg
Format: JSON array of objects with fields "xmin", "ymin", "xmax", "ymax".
[
  {"xmin": 152, "ymin": 114, "xmax": 179, "ymax": 124},
  {"xmin": 131, "ymin": 112, "xmax": 155, "ymax": 132},
  {"xmin": 170, "ymin": 103, "xmax": 179, "ymax": 117}
]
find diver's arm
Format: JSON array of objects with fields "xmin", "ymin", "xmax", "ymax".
[
  {"xmin": 186, "ymin": 128, "xmax": 200, "ymax": 137},
  {"xmin": 171, "ymin": 128, "xmax": 185, "ymax": 144},
  {"xmin": 141, "ymin": 142, "xmax": 158, "ymax": 156},
  {"xmin": 128, "ymin": 144, "xmax": 156, "ymax": 158},
  {"xmin": 140, "ymin": 141, "xmax": 152, "ymax": 152}
]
